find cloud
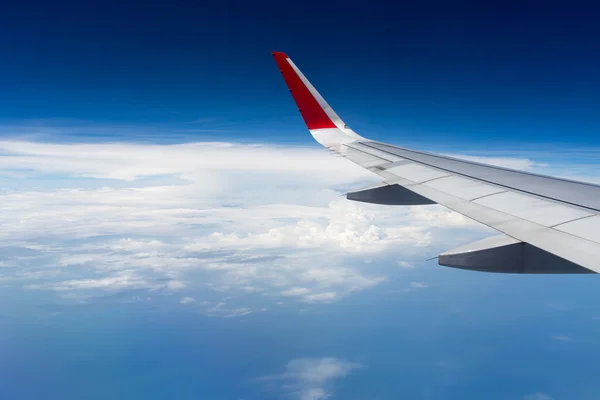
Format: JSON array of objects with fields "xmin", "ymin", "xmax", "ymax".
[
  {"xmin": 258, "ymin": 357, "xmax": 361, "ymax": 400},
  {"xmin": 302, "ymin": 292, "xmax": 338, "ymax": 303},
  {"xmin": 27, "ymin": 270, "xmax": 157, "ymax": 291},
  {"xmin": 397, "ymin": 261, "xmax": 415, "ymax": 269},
  {"xmin": 166, "ymin": 280, "xmax": 186, "ymax": 290},
  {"xmin": 0, "ymin": 139, "xmax": 527, "ymax": 309},
  {"xmin": 0, "ymin": 140, "xmax": 374, "ymax": 183},
  {"xmin": 410, "ymin": 281, "xmax": 428, "ymax": 289},
  {"xmin": 281, "ymin": 287, "xmax": 312, "ymax": 297},
  {"xmin": 223, "ymin": 308, "xmax": 253, "ymax": 318},
  {"xmin": 553, "ymin": 335, "xmax": 570, "ymax": 342},
  {"xmin": 179, "ymin": 296, "xmax": 196, "ymax": 304},
  {"xmin": 197, "ymin": 301, "xmax": 261, "ymax": 318}
]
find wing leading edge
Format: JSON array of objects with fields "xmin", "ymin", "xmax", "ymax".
[{"xmin": 272, "ymin": 52, "xmax": 600, "ymax": 274}]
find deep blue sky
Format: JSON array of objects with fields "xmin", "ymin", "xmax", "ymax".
[{"xmin": 2, "ymin": 0, "xmax": 600, "ymax": 146}]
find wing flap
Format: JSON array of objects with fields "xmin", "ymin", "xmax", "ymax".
[
  {"xmin": 376, "ymin": 167, "xmax": 600, "ymax": 273},
  {"xmin": 473, "ymin": 191, "xmax": 592, "ymax": 227},
  {"xmin": 346, "ymin": 182, "xmax": 436, "ymax": 206},
  {"xmin": 439, "ymin": 235, "xmax": 593, "ymax": 274},
  {"xmin": 555, "ymin": 215, "xmax": 600, "ymax": 242}
]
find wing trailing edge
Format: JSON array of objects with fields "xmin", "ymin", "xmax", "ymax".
[
  {"xmin": 439, "ymin": 235, "xmax": 593, "ymax": 274},
  {"xmin": 346, "ymin": 182, "xmax": 436, "ymax": 206}
]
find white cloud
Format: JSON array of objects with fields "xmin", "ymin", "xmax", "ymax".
[
  {"xmin": 224, "ymin": 308, "xmax": 253, "ymax": 318},
  {"xmin": 179, "ymin": 296, "xmax": 196, "ymax": 304},
  {"xmin": 198, "ymin": 301, "xmax": 260, "ymax": 318},
  {"xmin": 397, "ymin": 261, "xmax": 415, "ymax": 269},
  {"xmin": 0, "ymin": 140, "xmax": 373, "ymax": 184},
  {"xmin": 410, "ymin": 281, "xmax": 428, "ymax": 289},
  {"xmin": 281, "ymin": 287, "xmax": 312, "ymax": 297},
  {"xmin": 27, "ymin": 270, "xmax": 156, "ymax": 291},
  {"xmin": 165, "ymin": 280, "xmax": 186, "ymax": 290},
  {"xmin": 259, "ymin": 357, "xmax": 361, "ymax": 400},
  {"xmin": 0, "ymin": 139, "xmax": 531, "ymax": 308},
  {"xmin": 302, "ymin": 292, "xmax": 338, "ymax": 303},
  {"xmin": 553, "ymin": 335, "xmax": 570, "ymax": 342}
]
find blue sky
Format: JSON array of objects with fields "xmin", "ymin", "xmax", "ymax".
[
  {"xmin": 3, "ymin": 1, "xmax": 600, "ymax": 146},
  {"xmin": 2, "ymin": 1, "xmax": 600, "ymax": 400}
]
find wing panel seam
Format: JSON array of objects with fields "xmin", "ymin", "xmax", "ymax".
[
  {"xmin": 419, "ymin": 175, "xmax": 453, "ymax": 184},
  {"xmin": 550, "ymin": 214, "xmax": 597, "ymax": 228},
  {"xmin": 469, "ymin": 190, "xmax": 509, "ymax": 202},
  {"xmin": 345, "ymin": 143, "xmax": 403, "ymax": 162}
]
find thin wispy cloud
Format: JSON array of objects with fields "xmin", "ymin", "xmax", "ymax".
[
  {"xmin": 179, "ymin": 296, "xmax": 196, "ymax": 304},
  {"xmin": 257, "ymin": 357, "xmax": 361, "ymax": 400}
]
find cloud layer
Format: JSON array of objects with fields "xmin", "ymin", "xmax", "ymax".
[{"xmin": 0, "ymin": 140, "xmax": 513, "ymax": 312}]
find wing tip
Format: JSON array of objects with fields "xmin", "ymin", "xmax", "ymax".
[
  {"xmin": 270, "ymin": 51, "xmax": 368, "ymax": 147},
  {"xmin": 271, "ymin": 51, "xmax": 339, "ymax": 131},
  {"xmin": 272, "ymin": 51, "xmax": 289, "ymax": 59}
]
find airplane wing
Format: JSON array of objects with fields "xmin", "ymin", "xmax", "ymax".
[{"xmin": 272, "ymin": 51, "xmax": 600, "ymax": 274}]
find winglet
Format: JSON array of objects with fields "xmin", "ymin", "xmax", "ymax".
[
  {"xmin": 272, "ymin": 52, "xmax": 367, "ymax": 147},
  {"xmin": 272, "ymin": 52, "xmax": 338, "ymax": 130}
]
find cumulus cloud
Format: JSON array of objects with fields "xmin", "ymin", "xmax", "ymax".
[
  {"xmin": 0, "ymin": 139, "xmax": 525, "ymax": 309},
  {"xmin": 258, "ymin": 357, "xmax": 361, "ymax": 400}
]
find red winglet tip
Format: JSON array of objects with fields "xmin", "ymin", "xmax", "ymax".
[
  {"xmin": 272, "ymin": 51, "xmax": 288, "ymax": 59},
  {"xmin": 272, "ymin": 52, "xmax": 337, "ymax": 130}
]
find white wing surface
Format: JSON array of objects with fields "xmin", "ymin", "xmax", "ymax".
[{"xmin": 272, "ymin": 52, "xmax": 600, "ymax": 274}]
